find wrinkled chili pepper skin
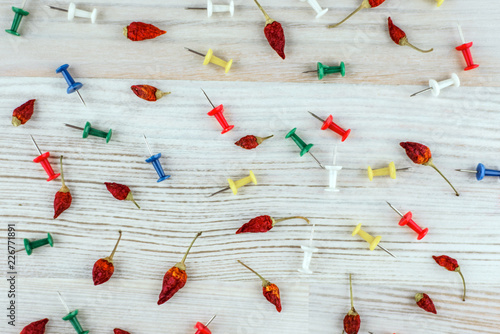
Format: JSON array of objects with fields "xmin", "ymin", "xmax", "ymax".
[
  {"xmin": 92, "ymin": 258, "xmax": 115, "ymax": 286},
  {"xmin": 415, "ymin": 293, "xmax": 437, "ymax": 314},
  {"xmin": 400, "ymin": 142, "xmax": 432, "ymax": 165},
  {"xmin": 105, "ymin": 182, "xmax": 131, "ymax": 200},
  {"xmin": 264, "ymin": 21, "xmax": 286, "ymax": 59},
  {"xmin": 20, "ymin": 318, "xmax": 49, "ymax": 334},
  {"xmin": 125, "ymin": 22, "xmax": 166, "ymax": 41},
  {"xmin": 53, "ymin": 191, "xmax": 72, "ymax": 219},
  {"xmin": 157, "ymin": 266, "xmax": 187, "ymax": 305},
  {"xmin": 263, "ymin": 283, "xmax": 282, "ymax": 312},
  {"xmin": 12, "ymin": 99, "xmax": 35, "ymax": 127},
  {"xmin": 131, "ymin": 85, "xmax": 159, "ymax": 101},
  {"xmin": 235, "ymin": 135, "xmax": 259, "ymax": 149},
  {"xmin": 432, "ymin": 255, "xmax": 459, "ymax": 271},
  {"xmin": 114, "ymin": 329, "xmax": 131, "ymax": 334},
  {"xmin": 368, "ymin": 0, "xmax": 385, "ymax": 7},
  {"xmin": 236, "ymin": 215, "xmax": 274, "ymax": 234},
  {"xmin": 388, "ymin": 17, "xmax": 406, "ymax": 44},
  {"xmin": 343, "ymin": 310, "xmax": 361, "ymax": 334}
]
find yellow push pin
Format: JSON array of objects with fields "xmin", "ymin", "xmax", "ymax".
[
  {"xmin": 367, "ymin": 162, "xmax": 410, "ymax": 181},
  {"xmin": 185, "ymin": 47, "xmax": 233, "ymax": 73},
  {"xmin": 352, "ymin": 223, "xmax": 396, "ymax": 258},
  {"xmin": 210, "ymin": 171, "xmax": 257, "ymax": 196},
  {"xmin": 436, "ymin": 0, "xmax": 445, "ymax": 7}
]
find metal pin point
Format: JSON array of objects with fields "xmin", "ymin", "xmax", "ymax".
[
  {"xmin": 308, "ymin": 151, "xmax": 325, "ymax": 169},
  {"xmin": 201, "ymin": 88, "xmax": 215, "ymax": 108},
  {"xmin": 143, "ymin": 134, "xmax": 153, "ymax": 156},
  {"xmin": 186, "ymin": 47, "xmax": 206, "ymax": 58},
  {"xmin": 410, "ymin": 87, "xmax": 432, "ymax": 97},
  {"xmin": 30, "ymin": 135, "xmax": 42, "ymax": 155},
  {"xmin": 209, "ymin": 187, "xmax": 230, "ymax": 197},
  {"xmin": 386, "ymin": 201, "xmax": 404, "ymax": 217},
  {"xmin": 48, "ymin": 5, "xmax": 67, "ymax": 12},
  {"xmin": 76, "ymin": 91, "xmax": 86, "ymax": 107},
  {"xmin": 377, "ymin": 244, "xmax": 396, "ymax": 258},
  {"xmin": 57, "ymin": 291, "xmax": 70, "ymax": 314},
  {"xmin": 205, "ymin": 315, "xmax": 216, "ymax": 327},
  {"xmin": 456, "ymin": 169, "xmax": 477, "ymax": 173}
]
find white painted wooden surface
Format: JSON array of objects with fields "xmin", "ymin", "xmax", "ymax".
[{"xmin": 1, "ymin": 0, "xmax": 500, "ymax": 333}]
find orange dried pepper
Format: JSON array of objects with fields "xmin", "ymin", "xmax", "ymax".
[
  {"xmin": 131, "ymin": 85, "xmax": 170, "ymax": 102},
  {"xmin": 92, "ymin": 231, "xmax": 122, "ymax": 285},
  {"xmin": 235, "ymin": 135, "xmax": 273, "ymax": 150},
  {"xmin": 124, "ymin": 22, "xmax": 166, "ymax": 41},
  {"xmin": 12, "ymin": 99, "xmax": 35, "ymax": 127}
]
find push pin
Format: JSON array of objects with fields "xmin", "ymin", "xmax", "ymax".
[
  {"xmin": 186, "ymin": 0, "xmax": 235, "ymax": 17},
  {"xmin": 303, "ymin": 62, "xmax": 345, "ymax": 80},
  {"xmin": 298, "ymin": 223, "xmax": 319, "ymax": 274},
  {"xmin": 410, "ymin": 73, "xmax": 460, "ymax": 97},
  {"xmin": 5, "ymin": 0, "xmax": 29, "ymax": 36},
  {"xmin": 386, "ymin": 202, "xmax": 428, "ymax": 240},
  {"xmin": 286, "ymin": 128, "xmax": 324, "ymax": 169},
  {"xmin": 201, "ymin": 89, "xmax": 234, "ymax": 134},
  {"xmin": 352, "ymin": 223, "xmax": 396, "ymax": 258},
  {"xmin": 16, "ymin": 233, "xmax": 54, "ymax": 255},
  {"xmin": 186, "ymin": 48, "xmax": 233, "ymax": 73},
  {"xmin": 325, "ymin": 145, "xmax": 342, "ymax": 192},
  {"xmin": 209, "ymin": 170, "xmax": 257, "ymax": 197},
  {"xmin": 194, "ymin": 315, "xmax": 217, "ymax": 334},
  {"xmin": 30, "ymin": 135, "xmax": 60, "ymax": 181},
  {"xmin": 65, "ymin": 122, "xmax": 112, "ymax": 143},
  {"xmin": 456, "ymin": 163, "xmax": 500, "ymax": 181},
  {"xmin": 456, "ymin": 24, "xmax": 479, "ymax": 71},
  {"xmin": 143, "ymin": 134, "xmax": 170, "ymax": 182},
  {"xmin": 48, "ymin": 3, "xmax": 97, "ymax": 23},
  {"xmin": 367, "ymin": 162, "xmax": 410, "ymax": 181},
  {"xmin": 436, "ymin": 0, "xmax": 445, "ymax": 7},
  {"xmin": 299, "ymin": 0, "xmax": 328, "ymax": 18},
  {"xmin": 308, "ymin": 111, "xmax": 350, "ymax": 142},
  {"xmin": 57, "ymin": 292, "xmax": 90, "ymax": 334},
  {"xmin": 56, "ymin": 64, "xmax": 86, "ymax": 106}
]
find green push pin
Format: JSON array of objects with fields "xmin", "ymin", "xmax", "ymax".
[
  {"xmin": 21, "ymin": 233, "xmax": 54, "ymax": 255},
  {"xmin": 65, "ymin": 122, "xmax": 112, "ymax": 143},
  {"xmin": 285, "ymin": 128, "xmax": 324, "ymax": 169},
  {"xmin": 5, "ymin": 0, "xmax": 30, "ymax": 36},
  {"xmin": 57, "ymin": 292, "xmax": 90, "ymax": 334},
  {"xmin": 303, "ymin": 62, "xmax": 346, "ymax": 80}
]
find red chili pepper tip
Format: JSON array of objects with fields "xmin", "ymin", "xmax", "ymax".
[
  {"xmin": 344, "ymin": 274, "xmax": 361, "ymax": 334},
  {"xmin": 124, "ymin": 22, "xmax": 166, "ymax": 41},
  {"xmin": 236, "ymin": 215, "xmax": 310, "ymax": 234},
  {"xmin": 235, "ymin": 135, "xmax": 274, "ymax": 150},
  {"xmin": 114, "ymin": 329, "xmax": 131, "ymax": 334},
  {"xmin": 12, "ymin": 99, "xmax": 35, "ymax": 127},
  {"xmin": 131, "ymin": 85, "xmax": 170, "ymax": 102},
  {"xmin": 328, "ymin": 0, "xmax": 386, "ymax": 28},
  {"xmin": 253, "ymin": 0, "xmax": 286, "ymax": 59},
  {"xmin": 433, "ymin": 255, "xmax": 466, "ymax": 301},
  {"xmin": 238, "ymin": 260, "xmax": 282, "ymax": 312},
  {"xmin": 415, "ymin": 293, "xmax": 437, "ymax": 314},
  {"xmin": 54, "ymin": 156, "xmax": 72, "ymax": 219},
  {"xmin": 105, "ymin": 182, "xmax": 141, "ymax": 209},
  {"xmin": 20, "ymin": 318, "xmax": 49, "ymax": 334},
  {"xmin": 92, "ymin": 231, "xmax": 122, "ymax": 286},
  {"xmin": 388, "ymin": 17, "xmax": 433, "ymax": 53}
]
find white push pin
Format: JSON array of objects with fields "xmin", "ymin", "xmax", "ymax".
[
  {"xmin": 298, "ymin": 223, "xmax": 319, "ymax": 274},
  {"xmin": 299, "ymin": 0, "xmax": 328, "ymax": 18},
  {"xmin": 325, "ymin": 145, "xmax": 342, "ymax": 192},
  {"xmin": 186, "ymin": 0, "xmax": 235, "ymax": 17},
  {"xmin": 48, "ymin": 3, "xmax": 98, "ymax": 24},
  {"xmin": 410, "ymin": 73, "xmax": 460, "ymax": 97}
]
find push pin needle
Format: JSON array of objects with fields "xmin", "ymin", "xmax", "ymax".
[
  {"xmin": 201, "ymin": 88, "xmax": 215, "ymax": 108},
  {"xmin": 143, "ymin": 134, "xmax": 153, "ymax": 156},
  {"xmin": 386, "ymin": 201, "xmax": 404, "ymax": 217},
  {"xmin": 57, "ymin": 291, "xmax": 70, "ymax": 314},
  {"xmin": 47, "ymin": 5, "xmax": 67, "ymax": 12},
  {"xmin": 30, "ymin": 135, "xmax": 42, "ymax": 155},
  {"xmin": 205, "ymin": 315, "xmax": 216, "ymax": 327},
  {"xmin": 186, "ymin": 47, "xmax": 206, "ymax": 58},
  {"xmin": 378, "ymin": 244, "xmax": 396, "ymax": 258}
]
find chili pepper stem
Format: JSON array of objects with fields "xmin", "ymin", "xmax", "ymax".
[
  {"xmin": 155, "ymin": 90, "xmax": 171, "ymax": 100},
  {"xmin": 400, "ymin": 37, "xmax": 433, "ymax": 53},
  {"xmin": 104, "ymin": 230, "xmax": 122, "ymax": 263},
  {"xmin": 424, "ymin": 159, "xmax": 459, "ymax": 196},
  {"xmin": 237, "ymin": 260, "xmax": 269, "ymax": 287},
  {"xmin": 253, "ymin": 0, "xmax": 274, "ymax": 25},
  {"xmin": 349, "ymin": 273, "xmax": 353, "ymax": 309},
  {"xmin": 272, "ymin": 216, "xmax": 310, "ymax": 226},
  {"xmin": 175, "ymin": 232, "xmax": 202, "ymax": 271},
  {"xmin": 256, "ymin": 135, "xmax": 274, "ymax": 144},
  {"xmin": 327, "ymin": 0, "xmax": 369, "ymax": 28},
  {"xmin": 59, "ymin": 156, "xmax": 69, "ymax": 192},
  {"xmin": 125, "ymin": 192, "xmax": 141, "ymax": 209},
  {"xmin": 457, "ymin": 268, "xmax": 466, "ymax": 302}
]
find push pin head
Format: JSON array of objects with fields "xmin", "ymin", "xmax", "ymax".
[
  {"xmin": 194, "ymin": 315, "xmax": 216, "ymax": 334},
  {"xmin": 456, "ymin": 163, "xmax": 500, "ymax": 181},
  {"xmin": 325, "ymin": 145, "xmax": 342, "ymax": 192},
  {"xmin": 386, "ymin": 202, "xmax": 428, "ymax": 240},
  {"xmin": 210, "ymin": 170, "xmax": 257, "ymax": 196},
  {"xmin": 30, "ymin": 135, "xmax": 60, "ymax": 181},
  {"xmin": 308, "ymin": 112, "xmax": 350, "ymax": 142},
  {"xmin": 410, "ymin": 73, "xmax": 460, "ymax": 97},
  {"xmin": 65, "ymin": 122, "xmax": 112, "ymax": 143},
  {"xmin": 5, "ymin": 3, "xmax": 30, "ymax": 36},
  {"xmin": 56, "ymin": 64, "xmax": 86, "ymax": 106},
  {"xmin": 299, "ymin": 0, "xmax": 329, "ymax": 18},
  {"xmin": 286, "ymin": 128, "xmax": 325, "ymax": 169},
  {"xmin": 303, "ymin": 62, "xmax": 345, "ymax": 80},
  {"xmin": 436, "ymin": 0, "xmax": 445, "ymax": 7},
  {"xmin": 208, "ymin": 0, "xmax": 234, "ymax": 17},
  {"xmin": 298, "ymin": 223, "xmax": 319, "ymax": 274},
  {"xmin": 143, "ymin": 134, "xmax": 170, "ymax": 182},
  {"xmin": 57, "ymin": 292, "xmax": 90, "ymax": 334},
  {"xmin": 49, "ymin": 3, "xmax": 97, "ymax": 23},
  {"xmin": 23, "ymin": 233, "xmax": 54, "ymax": 255},
  {"xmin": 186, "ymin": 48, "xmax": 233, "ymax": 73},
  {"xmin": 202, "ymin": 89, "xmax": 234, "ymax": 134},
  {"xmin": 368, "ymin": 161, "xmax": 396, "ymax": 181},
  {"xmin": 352, "ymin": 223, "xmax": 396, "ymax": 258},
  {"xmin": 455, "ymin": 24, "xmax": 479, "ymax": 71}
]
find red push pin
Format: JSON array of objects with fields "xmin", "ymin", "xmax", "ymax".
[
  {"xmin": 308, "ymin": 112, "xmax": 351, "ymax": 142},
  {"xmin": 30, "ymin": 135, "xmax": 60, "ymax": 181},
  {"xmin": 456, "ymin": 24, "xmax": 479, "ymax": 71},
  {"xmin": 194, "ymin": 315, "xmax": 216, "ymax": 334},
  {"xmin": 387, "ymin": 202, "xmax": 428, "ymax": 240},
  {"xmin": 201, "ymin": 89, "xmax": 234, "ymax": 134}
]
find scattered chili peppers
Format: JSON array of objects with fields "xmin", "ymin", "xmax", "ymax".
[
  {"xmin": 235, "ymin": 135, "xmax": 273, "ymax": 150},
  {"xmin": 131, "ymin": 85, "xmax": 171, "ymax": 102},
  {"xmin": 92, "ymin": 231, "xmax": 122, "ymax": 286},
  {"xmin": 12, "ymin": 99, "xmax": 35, "ymax": 127},
  {"xmin": 433, "ymin": 255, "xmax": 466, "ymax": 301},
  {"xmin": 328, "ymin": 0, "xmax": 386, "ymax": 28},
  {"xmin": 105, "ymin": 182, "xmax": 141, "ymax": 209},
  {"xmin": 237, "ymin": 260, "xmax": 282, "ymax": 312},
  {"xmin": 53, "ymin": 156, "xmax": 72, "ymax": 219},
  {"xmin": 158, "ymin": 232, "xmax": 202, "ymax": 305},
  {"xmin": 236, "ymin": 215, "xmax": 309, "ymax": 234},
  {"xmin": 20, "ymin": 318, "xmax": 49, "ymax": 334},
  {"xmin": 343, "ymin": 274, "xmax": 360, "ymax": 334},
  {"xmin": 415, "ymin": 293, "xmax": 436, "ymax": 314},
  {"xmin": 388, "ymin": 17, "xmax": 433, "ymax": 53},
  {"xmin": 253, "ymin": 0, "xmax": 286, "ymax": 59},
  {"xmin": 400, "ymin": 142, "xmax": 459, "ymax": 196},
  {"xmin": 114, "ymin": 329, "xmax": 131, "ymax": 334},
  {"xmin": 123, "ymin": 22, "xmax": 166, "ymax": 41}
]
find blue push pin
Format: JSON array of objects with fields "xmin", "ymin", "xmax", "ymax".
[
  {"xmin": 143, "ymin": 134, "xmax": 170, "ymax": 182},
  {"xmin": 56, "ymin": 64, "xmax": 86, "ymax": 107},
  {"xmin": 457, "ymin": 163, "xmax": 500, "ymax": 181}
]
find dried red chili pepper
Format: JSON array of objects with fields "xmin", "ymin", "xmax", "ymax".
[
  {"xmin": 158, "ymin": 232, "xmax": 202, "ymax": 305},
  {"xmin": 343, "ymin": 274, "xmax": 360, "ymax": 334},
  {"xmin": 53, "ymin": 156, "xmax": 72, "ymax": 219},
  {"xmin": 123, "ymin": 22, "xmax": 166, "ymax": 41},
  {"xmin": 12, "ymin": 99, "xmax": 35, "ymax": 127},
  {"xmin": 92, "ymin": 231, "xmax": 122, "ymax": 286},
  {"xmin": 388, "ymin": 17, "xmax": 433, "ymax": 53},
  {"xmin": 328, "ymin": 0, "xmax": 386, "ymax": 28},
  {"xmin": 253, "ymin": 0, "xmax": 286, "ymax": 59},
  {"xmin": 415, "ymin": 293, "xmax": 436, "ymax": 314},
  {"xmin": 236, "ymin": 215, "xmax": 309, "ymax": 234},
  {"xmin": 105, "ymin": 182, "xmax": 140, "ymax": 209},
  {"xmin": 432, "ymin": 255, "xmax": 466, "ymax": 301},
  {"xmin": 235, "ymin": 135, "xmax": 273, "ymax": 150},
  {"xmin": 114, "ymin": 329, "xmax": 131, "ymax": 334},
  {"xmin": 131, "ymin": 85, "xmax": 170, "ymax": 102},
  {"xmin": 237, "ymin": 260, "xmax": 282, "ymax": 312},
  {"xmin": 20, "ymin": 318, "xmax": 49, "ymax": 334},
  {"xmin": 400, "ymin": 142, "xmax": 459, "ymax": 196}
]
